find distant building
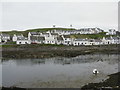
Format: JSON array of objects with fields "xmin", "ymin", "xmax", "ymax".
[
  {"xmin": 0, "ymin": 33, "xmax": 10, "ymax": 42},
  {"xmin": 62, "ymin": 35, "xmax": 73, "ymax": 45},
  {"xmin": 56, "ymin": 36, "xmax": 64, "ymax": 45},
  {"xmin": 16, "ymin": 37, "xmax": 30, "ymax": 44},
  {"xmin": 12, "ymin": 34, "xmax": 24, "ymax": 42},
  {"xmin": 30, "ymin": 36, "xmax": 45, "ymax": 44},
  {"xmin": 106, "ymin": 29, "xmax": 116, "ymax": 35}
]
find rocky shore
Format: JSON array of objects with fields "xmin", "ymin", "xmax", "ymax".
[
  {"xmin": 1, "ymin": 44, "xmax": 120, "ymax": 59},
  {"xmin": 81, "ymin": 72, "xmax": 120, "ymax": 90},
  {"xmin": 2, "ymin": 72, "xmax": 120, "ymax": 90}
]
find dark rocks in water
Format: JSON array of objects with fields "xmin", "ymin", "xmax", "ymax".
[{"xmin": 81, "ymin": 72, "xmax": 120, "ymax": 90}]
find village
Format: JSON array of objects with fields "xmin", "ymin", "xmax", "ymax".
[{"xmin": 0, "ymin": 27, "xmax": 120, "ymax": 46}]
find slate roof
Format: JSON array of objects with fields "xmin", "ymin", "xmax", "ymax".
[
  {"xmin": 30, "ymin": 36, "xmax": 45, "ymax": 41},
  {"xmin": 63, "ymin": 35, "xmax": 71, "ymax": 38},
  {"xmin": 112, "ymin": 37, "xmax": 120, "ymax": 40},
  {"xmin": 30, "ymin": 32, "xmax": 40, "ymax": 35},
  {"xmin": 1, "ymin": 33, "xmax": 10, "ymax": 37},
  {"xmin": 37, "ymin": 36, "xmax": 45, "ymax": 41},
  {"xmin": 17, "ymin": 37, "xmax": 28, "ymax": 40},
  {"xmin": 51, "ymin": 33, "xmax": 58, "ymax": 35},
  {"xmin": 57, "ymin": 36, "xmax": 63, "ymax": 41},
  {"xmin": 74, "ymin": 39, "xmax": 87, "ymax": 41},
  {"xmin": 30, "ymin": 36, "xmax": 37, "ymax": 40}
]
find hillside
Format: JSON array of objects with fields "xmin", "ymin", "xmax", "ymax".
[
  {"xmin": 0, "ymin": 27, "xmax": 118, "ymax": 39},
  {"xmin": 1, "ymin": 28, "xmax": 76, "ymax": 37}
]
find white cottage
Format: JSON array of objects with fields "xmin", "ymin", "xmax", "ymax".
[
  {"xmin": 1, "ymin": 33, "xmax": 10, "ymax": 42},
  {"xmin": 16, "ymin": 37, "xmax": 31, "ymax": 44},
  {"xmin": 28, "ymin": 32, "xmax": 41, "ymax": 40},
  {"xmin": 73, "ymin": 39, "xmax": 89, "ymax": 46},
  {"xmin": 44, "ymin": 32, "xmax": 57, "ymax": 44},
  {"xmin": 102, "ymin": 37, "xmax": 113, "ymax": 45},
  {"xmin": 12, "ymin": 34, "xmax": 24, "ymax": 42},
  {"xmin": 30, "ymin": 36, "xmax": 45, "ymax": 44},
  {"xmin": 56, "ymin": 36, "xmax": 64, "ymax": 45},
  {"xmin": 112, "ymin": 37, "xmax": 120, "ymax": 44},
  {"xmin": 62, "ymin": 35, "xmax": 73, "ymax": 45},
  {"xmin": 106, "ymin": 29, "xmax": 116, "ymax": 35}
]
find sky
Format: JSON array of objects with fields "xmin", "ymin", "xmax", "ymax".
[{"xmin": 0, "ymin": 0, "xmax": 119, "ymax": 31}]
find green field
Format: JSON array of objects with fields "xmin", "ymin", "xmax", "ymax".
[
  {"xmin": 1, "ymin": 28, "xmax": 75, "ymax": 37},
  {"xmin": 1, "ymin": 28, "xmax": 117, "ymax": 39}
]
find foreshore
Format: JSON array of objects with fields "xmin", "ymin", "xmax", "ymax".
[
  {"xmin": 2, "ymin": 72, "xmax": 120, "ymax": 89},
  {"xmin": 1, "ymin": 44, "xmax": 120, "ymax": 59}
]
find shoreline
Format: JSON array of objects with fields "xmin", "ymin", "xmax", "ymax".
[
  {"xmin": 2, "ymin": 72, "xmax": 120, "ymax": 89},
  {"xmin": 1, "ymin": 44, "xmax": 120, "ymax": 59}
]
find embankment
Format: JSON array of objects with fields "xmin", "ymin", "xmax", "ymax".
[{"xmin": 1, "ymin": 44, "xmax": 120, "ymax": 59}]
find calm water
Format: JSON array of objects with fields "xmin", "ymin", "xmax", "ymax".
[{"xmin": 1, "ymin": 54, "xmax": 119, "ymax": 88}]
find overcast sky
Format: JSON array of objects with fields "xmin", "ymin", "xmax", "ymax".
[{"xmin": 0, "ymin": 1, "xmax": 118, "ymax": 31}]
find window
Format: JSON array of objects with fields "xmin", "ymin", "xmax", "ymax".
[{"xmin": 19, "ymin": 42, "xmax": 21, "ymax": 44}]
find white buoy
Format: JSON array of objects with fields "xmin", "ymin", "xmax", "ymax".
[{"xmin": 93, "ymin": 69, "xmax": 99, "ymax": 75}]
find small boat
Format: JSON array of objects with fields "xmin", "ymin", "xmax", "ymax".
[{"xmin": 93, "ymin": 69, "xmax": 99, "ymax": 75}]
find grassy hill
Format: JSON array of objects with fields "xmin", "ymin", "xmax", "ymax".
[
  {"xmin": 0, "ymin": 28, "xmax": 117, "ymax": 39},
  {"xmin": 1, "ymin": 28, "xmax": 76, "ymax": 37}
]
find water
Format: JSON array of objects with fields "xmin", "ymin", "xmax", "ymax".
[{"xmin": 1, "ymin": 54, "xmax": 119, "ymax": 88}]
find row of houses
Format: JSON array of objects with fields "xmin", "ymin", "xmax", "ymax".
[
  {"xmin": 0, "ymin": 28, "xmax": 119, "ymax": 46},
  {"xmin": 12, "ymin": 32, "xmax": 120, "ymax": 46},
  {"xmin": 47, "ymin": 28, "xmax": 104, "ymax": 35}
]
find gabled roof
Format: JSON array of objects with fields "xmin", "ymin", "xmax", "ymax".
[
  {"xmin": 57, "ymin": 36, "xmax": 63, "ymax": 41},
  {"xmin": 30, "ymin": 36, "xmax": 45, "ymax": 41},
  {"xmin": 63, "ymin": 35, "xmax": 71, "ymax": 38},
  {"xmin": 30, "ymin": 32, "xmax": 40, "ymax": 35},
  {"xmin": 42, "ymin": 33, "xmax": 49, "ymax": 35},
  {"xmin": 1, "ymin": 33, "xmax": 10, "ymax": 37},
  {"xmin": 51, "ymin": 33, "xmax": 58, "ymax": 35},
  {"xmin": 106, "ymin": 37, "xmax": 113, "ymax": 40},
  {"xmin": 38, "ymin": 36, "xmax": 45, "ymax": 41},
  {"xmin": 17, "ymin": 37, "xmax": 28, "ymax": 40},
  {"xmin": 74, "ymin": 39, "xmax": 87, "ymax": 41},
  {"xmin": 14, "ymin": 34, "xmax": 23, "ymax": 37},
  {"xmin": 112, "ymin": 37, "xmax": 120, "ymax": 40},
  {"xmin": 30, "ymin": 36, "xmax": 37, "ymax": 40}
]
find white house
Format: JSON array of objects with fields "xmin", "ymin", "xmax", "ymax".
[
  {"xmin": 73, "ymin": 39, "xmax": 92, "ymax": 46},
  {"xmin": 56, "ymin": 36, "xmax": 64, "ymax": 45},
  {"xmin": 106, "ymin": 29, "xmax": 116, "ymax": 35},
  {"xmin": 16, "ymin": 37, "xmax": 31, "ymax": 44},
  {"xmin": 12, "ymin": 34, "xmax": 24, "ymax": 42},
  {"xmin": 44, "ymin": 32, "xmax": 57, "ymax": 44},
  {"xmin": 62, "ymin": 35, "xmax": 73, "ymax": 45},
  {"xmin": 111, "ymin": 37, "xmax": 120, "ymax": 44},
  {"xmin": 28, "ymin": 32, "xmax": 42, "ymax": 40},
  {"xmin": 102, "ymin": 37, "xmax": 114, "ymax": 45},
  {"xmin": 30, "ymin": 36, "xmax": 45, "ymax": 44},
  {"xmin": 1, "ymin": 33, "xmax": 10, "ymax": 42}
]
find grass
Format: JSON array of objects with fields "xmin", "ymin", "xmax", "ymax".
[
  {"xmin": 71, "ymin": 33, "xmax": 117, "ymax": 39},
  {"xmin": 1, "ymin": 28, "xmax": 76, "ymax": 37}
]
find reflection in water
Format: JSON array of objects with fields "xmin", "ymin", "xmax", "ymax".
[{"xmin": 2, "ymin": 54, "xmax": 119, "ymax": 88}]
